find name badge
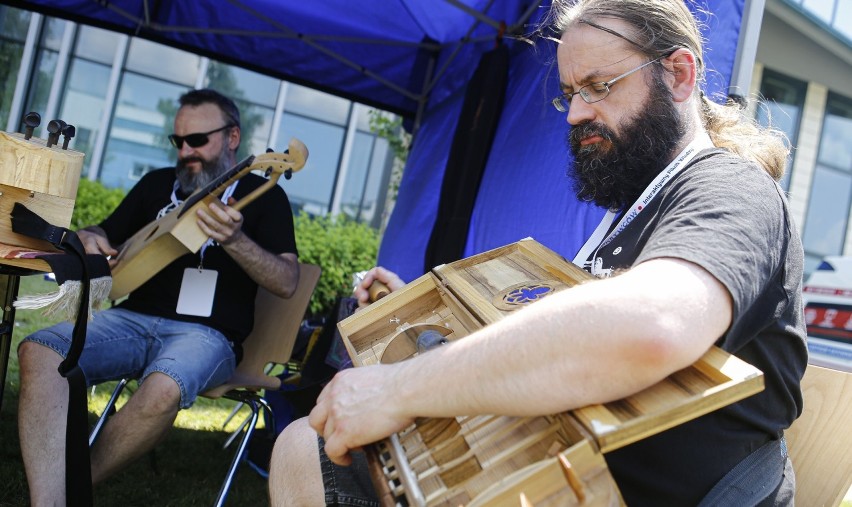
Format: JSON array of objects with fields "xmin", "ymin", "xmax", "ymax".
[{"xmin": 176, "ymin": 268, "xmax": 218, "ymax": 317}]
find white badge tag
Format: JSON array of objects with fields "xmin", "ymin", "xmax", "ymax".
[{"xmin": 176, "ymin": 268, "xmax": 218, "ymax": 317}]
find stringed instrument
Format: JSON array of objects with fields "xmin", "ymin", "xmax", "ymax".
[{"xmin": 108, "ymin": 137, "xmax": 308, "ymax": 300}]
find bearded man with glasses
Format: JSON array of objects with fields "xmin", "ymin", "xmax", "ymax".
[
  {"xmin": 17, "ymin": 88, "xmax": 300, "ymax": 504},
  {"xmin": 269, "ymin": 0, "xmax": 806, "ymax": 505}
]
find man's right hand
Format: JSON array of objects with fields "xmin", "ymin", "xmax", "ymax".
[
  {"xmin": 353, "ymin": 266, "xmax": 405, "ymax": 308},
  {"xmin": 77, "ymin": 227, "xmax": 118, "ymax": 265}
]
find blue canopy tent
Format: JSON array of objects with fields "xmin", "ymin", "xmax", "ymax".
[{"xmin": 4, "ymin": 0, "xmax": 749, "ymax": 282}]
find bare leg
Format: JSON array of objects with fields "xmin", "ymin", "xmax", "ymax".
[
  {"xmin": 269, "ymin": 417, "xmax": 325, "ymax": 506},
  {"xmin": 89, "ymin": 372, "xmax": 181, "ymax": 483},
  {"xmin": 18, "ymin": 342, "xmax": 69, "ymax": 507}
]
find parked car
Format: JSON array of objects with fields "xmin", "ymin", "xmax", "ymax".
[{"xmin": 802, "ymin": 256, "xmax": 852, "ymax": 372}]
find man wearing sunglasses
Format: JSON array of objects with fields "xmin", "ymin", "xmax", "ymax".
[
  {"xmin": 270, "ymin": 0, "xmax": 806, "ymax": 505},
  {"xmin": 18, "ymin": 88, "xmax": 300, "ymax": 504}
]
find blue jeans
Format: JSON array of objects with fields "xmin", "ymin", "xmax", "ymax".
[
  {"xmin": 22, "ymin": 308, "xmax": 235, "ymax": 408},
  {"xmin": 318, "ymin": 436, "xmax": 380, "ymax": 507}
]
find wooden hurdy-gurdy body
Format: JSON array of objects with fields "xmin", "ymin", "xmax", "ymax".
[{"xmin": 338, "ymin": 238, "xmax": 765, "ymax": 506}]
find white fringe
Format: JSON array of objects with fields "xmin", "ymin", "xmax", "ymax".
[{"xmin": 14, "ymin": 276, "xmax": 113, "ymax": 321}]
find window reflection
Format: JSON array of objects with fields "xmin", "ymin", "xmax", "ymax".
[
  {"xmin": 802, "ymin": 92, "xmax": 852, "ymax": 273},
  {"xmin": 756, "ymin": 69, "xmax": 806, "ymax": 190},
  {"xmin": 126, "ymin": 38, "xmax": 199, "ymax": 86},
  {"xmin": 101, "ymin": 73, "xmax": 187, "ymax": 189},
  {"xmin": 60, "ymin": 59, "xmax": 111, "ymax": 175},
  {"xmin": 0, "ymin": 6, "xmax": 31, "ymax": 40},
  {"xmin": 75, "ymin": 26, "xmax": 120, "ymax": 64},
  {"xmin": 276, "ymin": 113, "xmax": 345, "ymax": 215},
  {"xmin": 285, "ymin": 84, "xmax": 350, "ymax": 126}
]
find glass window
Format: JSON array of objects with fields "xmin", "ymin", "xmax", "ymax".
[
  {"xmin": 0, "ymin": 39, "xmax": 26, "ymax": 129},
  {"xmin": 24, "ymin": 50, "xmax": 58, "ymax": 138},
  {"xmin": 235, "ymin": 100, "xmax": 274, "ymax": 161},
  {"xmin": 39, "ymin": 17, "xmax": 66, "ymax": 50},
  {"xmin": 59, "ymin": 58, "xmax": 112, "ymax": 175},
  {"xmin": 801, "ymin": 0, "xmax": 835, "ymax": 24},
  {"xmin": 817, "ymin": 97, "xmax": 852, "ymax": 169},
  {"xmin": 100, "ymin": 73, "xmax": 188, "ymax": 189},
  {"xmin": 275, "ymin": 113, "xmax": 345, "ymax": 215},
  {"xmin": 836, "ymin": 1, "xmax": 852, "ymax": 41},
  {"xmin": 75, "ymin": 25, "xmax": 121, "ymax": 64},
  {"xmin": 205, "ymin": 62, "xmax": 280, "ymax": 108},
  {"xmin": 802, "ymin": 92, "xmax": 852, "ymax": 276},
  {"xmin": 0, "ymin": 6, "xmax": 32, "ymax": 41},
  {"xmin": 340, "ymin": 131, "xmax": 392, "ymax": 225},
  {"xmin": 126, "ymin": 38, "xmax": 200, "ymax": 86},
  {"xmin": 756, "ymin": 69, "xmax": 806, "ymax": 191},
  {"xmin": 285, "ymin": 84, "xmax": 350, "ymax": 126}
]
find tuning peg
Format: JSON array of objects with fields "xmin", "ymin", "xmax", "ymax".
[
  {"xmin": 61, "ymin": 124, "xmax": 76, "ymax": 150},
  {"xmin": 46, "ymin": 119, "xmax": 66, "ymax": 148},
  {"xmin": 22, "ymin": 112, "xmax": 41, "ymax": 140}
]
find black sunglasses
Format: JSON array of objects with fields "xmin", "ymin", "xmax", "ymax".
[{"xmin": 168, "ymin": 124, "xmax": 234, "ymax": 149}]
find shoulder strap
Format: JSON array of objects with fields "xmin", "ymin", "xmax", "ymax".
[{"xmin": 11, "ymin": 202, "xmax": 94, "ymax": 506}]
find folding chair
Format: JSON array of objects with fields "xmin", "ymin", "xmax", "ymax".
[
  {"xmin": 89, "ymin": 263, "xmax": 322, "ymax": 506},
  {"xmin": 785, "ymin": 364, "xmax": 852, "ymax": 507}
]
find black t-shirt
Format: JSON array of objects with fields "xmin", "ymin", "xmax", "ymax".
[
  {"xmin": 100, "ymin": 167, "xmax": 298, "ymax": 353},
  {"xmin": 582, "ymin": 149, "xmax": 808, "ymax": 505}
]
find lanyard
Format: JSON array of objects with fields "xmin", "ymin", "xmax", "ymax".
[{"xmin": 572, "ymin": 134, "xmax": 714, "ymax": 269}]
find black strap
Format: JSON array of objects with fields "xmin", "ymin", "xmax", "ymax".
[{"xmin": 11, "ymin": 202, "xmax": 94, "ymax": 506}]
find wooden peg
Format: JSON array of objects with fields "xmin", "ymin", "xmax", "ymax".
[
  {"xmin": 22, "ymin": 111, "xmax": 40, "ymax": 140},
  {"xmin": 558, "ymin": 454, "xmax": 586, "ymax": 503},
  {"xmin": 61, "ymin": 124, "xmax": 76, "ymax": 150},
  {"xmin": 368, "ymin": 280, "xmax": 390, "ymax": 302},
  {"xmin": 46, "ymin": 119, "xmax": 66, "ymax": 148}
]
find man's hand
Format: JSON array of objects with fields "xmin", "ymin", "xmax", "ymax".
[
  {"xmin": 353, "ymin": 266, "xmax": 406, "ymax": 309},
  {"xmin": 196, "ymin": 199, "xmax": 244, "ymax": 245},
  {"xmin": 309, "ymin": 365, "xmax": 414, "ymax": 466},
  {"xmin": 77, "ymin": 227, "xmax": 118, "ymax": 266}
]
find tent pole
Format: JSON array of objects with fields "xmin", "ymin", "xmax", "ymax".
[{"xmin": 728, "ymin": 0, "xmax": 767, "ymax": 102}]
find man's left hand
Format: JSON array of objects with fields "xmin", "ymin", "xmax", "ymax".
[{"xmin": 196, "ymin": 199, "xmax": 244, "ymax": 245}]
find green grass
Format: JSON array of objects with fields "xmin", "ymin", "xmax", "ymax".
[{"xmin": 0, "ymin": 275, "xmax": 269, "ymax": 506}]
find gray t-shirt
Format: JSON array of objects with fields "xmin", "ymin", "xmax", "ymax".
[{"xmin": 585, "ymin": 148, "xmax": 808, "ymax": 505}]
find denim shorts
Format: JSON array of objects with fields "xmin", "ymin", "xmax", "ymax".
[
  {"xmin": 21, "ymin": 307, "xmax": 235, "ymax": 408},
  {"xmin": 318, "ymin": 436, "xmax": 380, "ymax": 507}
]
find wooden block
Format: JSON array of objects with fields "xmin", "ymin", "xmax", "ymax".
[{"xmin": 0, "ymin": 132, "xmax": 83, "ymax": 199}]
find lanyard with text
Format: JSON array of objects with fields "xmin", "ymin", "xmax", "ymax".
[{"xmin": 572, "ymin": 134, "xmax": 714, "ymax": 271}]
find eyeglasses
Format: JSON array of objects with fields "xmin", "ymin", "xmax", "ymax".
[
  {"xmin": 168, "ymin": 124, "xmax": 234, "ymax": 149},
  {"xmin": 551, "ymin": 56, "xmax": 665, "ymax": 113}
]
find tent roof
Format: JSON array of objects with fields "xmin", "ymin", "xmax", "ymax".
[{"xmin": 3, "ymin": 0, "xmax": 543, "ymax": 118}]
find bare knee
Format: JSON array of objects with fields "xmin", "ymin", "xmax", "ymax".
[
  {"xmin": 132, "ymin": 372, "xmax": 182, "ymax": 416},
  {"xmin": 269, "ymin": 417, "xmax": 324, "ymax": 506},
  {"xmin": 18, "ymin": 341, "xmax": 61, "ymax": 375}
]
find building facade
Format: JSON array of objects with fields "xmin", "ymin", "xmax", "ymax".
[
  {"xmin": 753, "ymin": 0, "xmax": 852, "ymax": 274},
  {"xmin": 0, "ymin": 7, "xmax": 396, "ymax": 229}
]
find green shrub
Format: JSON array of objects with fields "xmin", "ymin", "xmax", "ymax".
[
  {"xmin": 294, "ymin": 213, "xmax": 380, "ymax": 317},
  {"xmin": 71, "ymin": 178, "xmax": 126, "ymax": 230}
]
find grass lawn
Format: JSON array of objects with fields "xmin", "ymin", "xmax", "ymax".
[{"xmin": 0, "ymin": 275, "xmax": 269, "ymax": 506}]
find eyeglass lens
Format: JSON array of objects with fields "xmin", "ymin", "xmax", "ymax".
[{"xmin": 168, "ymin": 124, "xmax": 232, "ymax": 149}]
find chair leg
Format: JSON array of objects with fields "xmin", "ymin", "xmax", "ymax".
[
  {"xmin": 214, "ymin": 396, "xmax": 259, "ymax": 507},
  {"xmin": 89, "ymin": 378, "xmax": 130, "ymax": 447}
]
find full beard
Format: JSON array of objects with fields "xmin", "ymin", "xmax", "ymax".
[
  {"xmin": 567, "ymin": 72, "xmax": 685, "ymax": 210},
  {"xmin": 175, "ymin": 144, "xmax": 232, "ymax": 194}
]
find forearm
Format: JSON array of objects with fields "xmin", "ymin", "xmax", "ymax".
[
  {"xmin": 386, "ymin": 258, "xmax": 731, "ymax": 418},
  {"xmin": 221, "ymin": 232, "xmax": 299, "ymax": 298}
]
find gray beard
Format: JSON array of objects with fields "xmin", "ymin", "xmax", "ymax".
[{"xmin": 175, "ymin": 148, "xmax": 232, "ymax": 195}]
